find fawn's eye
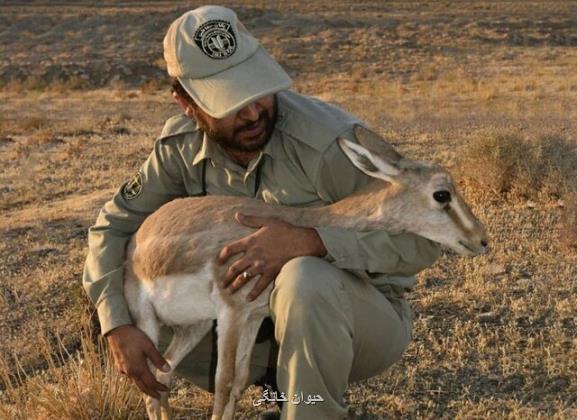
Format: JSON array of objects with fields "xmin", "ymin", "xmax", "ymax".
[{"xmin": 433, "ymin": 190, "xmax": 451, "ymax": 204}]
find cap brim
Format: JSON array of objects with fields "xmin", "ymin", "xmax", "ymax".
[{"xmin": 178, "ymin": 46, "xmax": 292, "ymax": 119}]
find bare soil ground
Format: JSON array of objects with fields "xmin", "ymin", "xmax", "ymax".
[{"xmin": 1, "ymin": 1, "xmax": 577, "ymax": 418}]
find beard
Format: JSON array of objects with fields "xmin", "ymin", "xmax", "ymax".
[{"xmin": 201, "ymin": 98, "xmax": 277, "ymax": 153}]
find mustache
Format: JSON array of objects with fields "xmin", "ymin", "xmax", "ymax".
[{"xmin": 234, "ymin": 110, "xmax": 270, "ymax": 135}]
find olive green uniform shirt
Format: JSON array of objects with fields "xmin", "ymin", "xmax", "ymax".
[{"xmin": 83, "ymin": 90, "xmax": 440, "ymax": 335}]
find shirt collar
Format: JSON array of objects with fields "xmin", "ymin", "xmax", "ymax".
[{"xmin": 192, "ymin": 131, "xmax": 220, "ymax": 166}]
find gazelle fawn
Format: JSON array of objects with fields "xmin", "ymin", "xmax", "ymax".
[{"xmin": 124, "ymin": 125, "xmax": 488, "ymax": 420}]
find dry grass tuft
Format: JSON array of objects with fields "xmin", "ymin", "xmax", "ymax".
[
  {"xmin": 0, "ymin": 319, "xmax": 143, "ymax": 419},
  {"xmin": 457, "ymin": 130, "xmax": 532, "ymax": 197},
  {"xmin": 457, "ymin": 130, "xmax": 577, "ymax": 201},
  {"xmin": 534, "ymin": 135, "xmax": 577, "ymax": 198}
]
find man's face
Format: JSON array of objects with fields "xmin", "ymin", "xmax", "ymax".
[{"xmin": 193, "ymin": 95, "xmax": 277, "ymax": 153}]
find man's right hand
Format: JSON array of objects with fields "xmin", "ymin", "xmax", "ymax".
[{"xmin": 106, "ymin": 325, "xmax": 171, "ymax": 399}]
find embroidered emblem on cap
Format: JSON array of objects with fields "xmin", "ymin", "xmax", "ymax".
[
  {"xmin": 122, "ymin": 172, "xmax": 143, "ymax": 200},
  {"xmin": 194, "ymin": 19, "xmax": 237, "ymax": 60}
]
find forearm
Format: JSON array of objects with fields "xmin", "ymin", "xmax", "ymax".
[
  {"xmin": 314, "ymin": 226, "xmax": 441, "ymax": 277},
  {"xmin": 83, "ymin": 204, "xmax": 141, "ymax": 335},
  {"xmin": 83, "ymin": 138, "xmax": 190, "ymax": 334}
]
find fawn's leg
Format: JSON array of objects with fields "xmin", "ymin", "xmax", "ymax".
[
  {"xmin": 211, "ymin": 308, "xmax": 244, "ymax": 420},
  {"xmin": 221, "ymin": 313, "xmax": 266, "ymax": 419},
  {"xmin": 153, "ymin": 321, "xmax": 213, "ymax": 420},
  {"xmin": 135, "ymin": 313, "xmax": 164, "ymax": 420}
]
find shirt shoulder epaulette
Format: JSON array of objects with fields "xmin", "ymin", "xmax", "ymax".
[
  {"xmin": 158, "ymin": 113, "xmax": 199, "ymax": 141},
  {"xmin": 276, "ymin": 91, "xmax": 361, "ymax": 154}
]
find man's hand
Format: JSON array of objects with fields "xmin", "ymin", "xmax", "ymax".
[
  {"xmin": 217, "ymin": 213, "xmax": 327, "ymax": 301},
  {"xmin": 106, "ymin": 325, "xmax": 170, "ymax": 399}
]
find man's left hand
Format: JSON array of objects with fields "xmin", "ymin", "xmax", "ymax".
[{"xmin": 217, "ymin": 212, "xmax": 326, "ymax": 301}]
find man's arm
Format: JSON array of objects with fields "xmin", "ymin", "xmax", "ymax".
[
  {"xmin": 313, "ymin": 133, "xmax": 441, "ymax": 278},
  {"xmin": 83, "ymin": 137, "xmax": 190, "ymax": 398},
  {"xmin": 218, "ymin": 130, "xmax": 439, "ymax": 298},
  {"xmin": 83, "ymin": 138, "xmax": 188, "ymax": 335}
]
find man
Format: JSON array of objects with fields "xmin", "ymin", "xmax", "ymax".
[{"xmin": 83, "ymin": 5, "xmax": 440, "ymax": 419}]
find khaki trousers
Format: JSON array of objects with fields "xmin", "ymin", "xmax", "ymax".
[{"xmin": 161, "ymin": 256, "xmax": 412, "ymax": 419}]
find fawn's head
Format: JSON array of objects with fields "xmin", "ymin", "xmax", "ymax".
[{"xmin": 339, "ymin": 125, "xmax": 488, "ymax": 256}]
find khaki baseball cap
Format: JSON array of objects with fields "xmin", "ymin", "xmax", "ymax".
[{"xmin": 163, "ymin": 5, "xmax": 293, "ymax": 119}]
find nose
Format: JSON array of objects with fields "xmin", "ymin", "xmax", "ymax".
[{"xmin": 238, "ymin": 102, "xmax": 259, "ymax": 121}]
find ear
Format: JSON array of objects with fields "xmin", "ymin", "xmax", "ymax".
[
  {"xmin": 353, "ymin": 124, "xmax": 403, "ymax": 165},
  {"xmin": 173, "ymin": 91, "xmax": 195, "ymax": 119},
  {"xmin": 338, "ymin": 138, "xmax": 400, "ymax": 183}
]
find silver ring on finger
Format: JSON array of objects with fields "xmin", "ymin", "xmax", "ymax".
[{"xmin": 242, "ymin": 270, "xmax": 251, "ymax": 280}]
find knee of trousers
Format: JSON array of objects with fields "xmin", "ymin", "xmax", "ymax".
[{"xmin": 269, "ymin": 256, "xmax": 347, "ymax": 325}]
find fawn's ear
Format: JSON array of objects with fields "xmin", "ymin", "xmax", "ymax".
[
  {"xmin": 353, "ymin": 124, "xmax": 403, "ymax": 165},
  {"xmin": 338, "ymin": 138, "xmax": 400, "ymax": 183}
]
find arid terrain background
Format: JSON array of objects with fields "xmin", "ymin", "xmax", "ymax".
[{"xmin": 1, "ymin": 1, "xmax": 577, "ymax": 418}]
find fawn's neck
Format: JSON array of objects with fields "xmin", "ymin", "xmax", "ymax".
[{"xmin": 276, "ymin": 181, "xmax": 405, "ymax": 233}]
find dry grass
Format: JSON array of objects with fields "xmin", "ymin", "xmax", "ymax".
[
  {"xmin": 457, "ymin": 130, "xmax": 577, "ymax": 202},
  {"xmin": 0, "ymin": 318, "xmax": 144, "ymax": 419},
  {"xmin": 1, "ymin": 0, "xmax": 577, "ymax": 418}
]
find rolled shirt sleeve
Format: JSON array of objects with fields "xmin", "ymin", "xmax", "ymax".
[
  {"xmin": 83, "ymin": 139, "xmax": 188, "ymax": 335},
  {"xmin": 313, "ymin": 131, "xmax": 441, "ymax": 281}
]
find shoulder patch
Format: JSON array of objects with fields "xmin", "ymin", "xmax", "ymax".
[{"xmin": 122, "ymin": 172, "xmax": 143, "ymax": 200}]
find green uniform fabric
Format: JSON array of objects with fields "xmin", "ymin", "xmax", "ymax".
[
  {"xmin": 83, "ymin": 90, "xmax": 440, "ymax": 336},
  {"xmin": 271, "ymin": 256, "xmax": 412, "ymax": 419}
]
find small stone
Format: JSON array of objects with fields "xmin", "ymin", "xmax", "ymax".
[
  {"xmin": 526, "ymin": 200, "xmax": 537, "ymax": 208},
  {"xmin": 557, "ymin": 199, "xmax": 565, "ymax": 208}
]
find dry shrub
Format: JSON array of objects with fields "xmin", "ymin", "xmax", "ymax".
[
  {"xmin": 457, "ymin": 130, "xmax": 530, "ymax": 197},
  {"xmin": 0, "ymin": 321, "xmax": 143, "ymax": 419},
  {"xmin": 534, "ymin": 135, "xmax": 577, "ymax": 197},
  {"xmin": 458, "ymin": 130, "xmax": 577, "ymax": 201}
]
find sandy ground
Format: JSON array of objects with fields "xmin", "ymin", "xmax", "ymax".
[{"xmin": 1, "ymin": 1, "xmax": 577, "ymax": 418}]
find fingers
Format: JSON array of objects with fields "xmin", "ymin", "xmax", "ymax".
[
  {"xmin": 218, "ymin": 213, "xmax": 280, "ymax": 265},
  {"xmin": 107, "ymin": 325, "xmax": 170, "ymax": 399},
  {"xmin": 127, "ymin": 354, "xmax": 169, "ymax": 399},
  {"xmin": 228, "ymin": 259, "xmax": 265, "ymax": 293},
  {"xmin": 133, "ymin": 370, "xmax": 168, "ymax": 399},
  {"xmin": 247, "ymin": 273, "xmax": 275, "ymax": 301},
  {"xmin": 145, "ymin": 341, "xmax": 171, "ymax": 373},
  {"xmin": 235, "ymin": 212, "xmax": 277, "ymax": 228},
  {"xmin": 217, "ymin": 239, "xmax": 248, "ymax": 264},
  {"xmin": 121, "ymin": 350, "xmax": 169, "ymax": 399},
  {"xmin": 223, "ymin": 258, "xmax": 253, "ymax": 286}
]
